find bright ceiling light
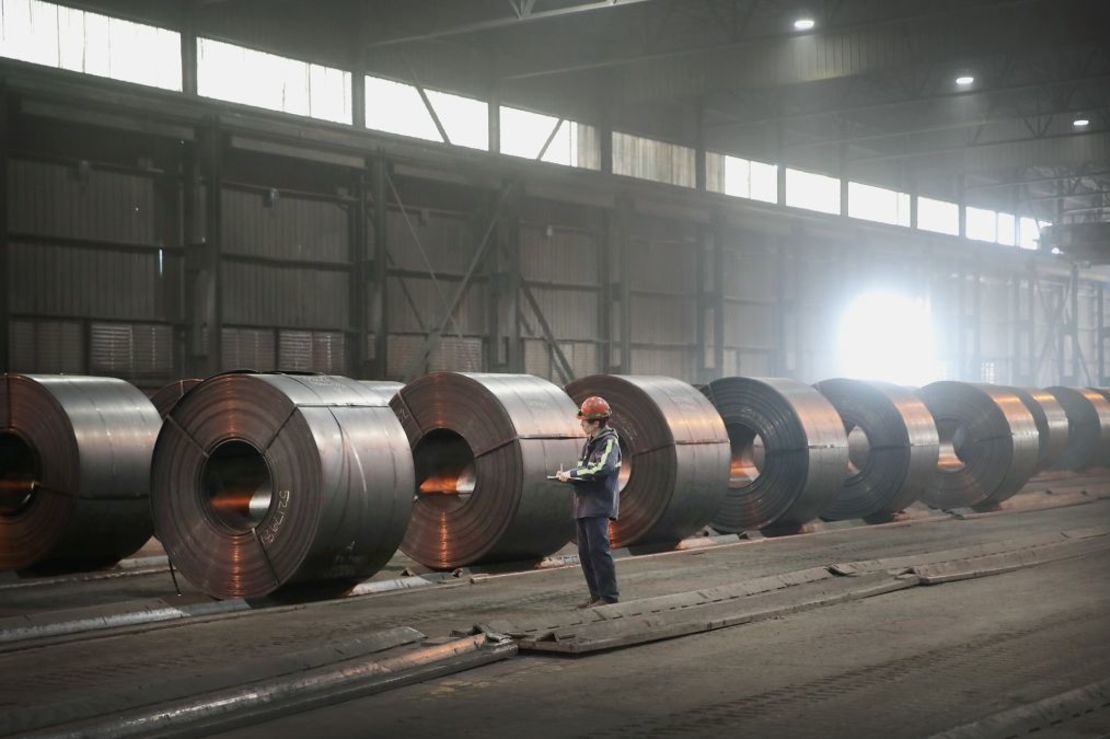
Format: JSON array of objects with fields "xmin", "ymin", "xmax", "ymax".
[
  {"xmin": 1073, "ymin": 118, "xmax": 1090, "ymax": 128},
  {"xmin": 793, "ymin": 17, "xmax": 815, "ymax": 30},
  {"xmin": 955, "ymin": 75, "xmax": 975, "ymax": 86}
]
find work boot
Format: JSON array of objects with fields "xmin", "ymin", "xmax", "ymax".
[{"xmin": 577, "ymin": 596, "xmax": 601, "ymax": 609}]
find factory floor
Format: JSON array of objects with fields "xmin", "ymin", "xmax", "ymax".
[{"xmin": 3, "ymin": 488, "xmax": 1109, "ymax": 738}]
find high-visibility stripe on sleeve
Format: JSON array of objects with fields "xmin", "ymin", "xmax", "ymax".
[{"xmin": 579, "ymin": 436, "xmax": 615, "ymax": 475}]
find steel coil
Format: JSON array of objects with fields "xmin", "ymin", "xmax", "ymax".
[
  {"xmin": 564, "ymin": 375, "xmax": 729, "ymax": 548},
  {"xmin": 919, "ymin": 382, "xmax": 1040, "ymax": 509},
  {"xmin": 1006, "ymin": 387, "xmax": 1070, "ymax": 472},
  {"xmin": 1045, "ymin": 386, "xmax": 1110, "ymax": 470},
  {"xmin": 391, "ymin": 372, "xmax": 582, "ymax": 570},
  {"xmin": 0, "ymin": 374, "xmax": 161, "ymax": 573},
  {"xmin": 152, "ymin": 373, "xmax": 413, "ymax": 599},
  {"xmin": 812, "ymin": 378, "xmax": 939, "ymax": 521},
  {"xmin": 701, "ymin": 377, "xmax": 848, "ymax": 533},
  {"xmin": 150, "ymin": 379, "xmax": 202, "ymax": 418}
]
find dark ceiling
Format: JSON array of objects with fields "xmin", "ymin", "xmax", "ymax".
[{"xmin": 74, "ymin": 0, "xmax": 1110, "ymax": 221}]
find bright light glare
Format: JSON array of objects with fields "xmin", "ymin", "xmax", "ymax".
[
  {"xmin": 1073, "ymin": 118, "xmax": 1090, "ymax": 128},
  {"xmin": 838, "ymin": 291, "xmax": 940, "ymax": 386},
  {"xmin": 793, "ymin": 18, "xmax": 815, "ymax": 30},
  {"xmin": 955, "ymin": 75, "xmax": 975, "ymax": 86}
]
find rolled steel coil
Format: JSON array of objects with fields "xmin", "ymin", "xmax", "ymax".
[
  {"xmin": 1005, "ymin": 387, "xmax": 1070, "ymax": 472},
  {"xmin": 392, "ymin": 372, "xmax": 583, "ymax": 570},
  {"xmin": 812, "ymin": 378, "xmax": 939, "ymax": 521},
  {"xmin": 152, "ymin": 373, "xmax": 413, "ymax": 599},
  {"xmin": 1045, "ymin": 386, "xmax": 1110, "ymax": 470},
  {"xmin": 919, "ymin": 382, "xmax": 1040, "ymax": 509},
  {"xmin": 0, "ymin": 374, "xmax": 161, "ymax": 573},
  {"xmin": 150, "ymin": 378, "xmax": 202, "ymax": 418},
  {"xmin": 701, "ymin": 377, "xmax": 848, "ymax": 533},
  {"xmin": 564, "ymin": 375, "xmax": 730, "ymax": 548}
]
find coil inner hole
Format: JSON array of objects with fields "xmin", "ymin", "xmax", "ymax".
[
  {"xmin": 203, "ymin": 440, "xmax": 274, "ymax": 532},
  {"xmin": 726, "ymin": 423, "xmax": 765, "ymax": 488},
  {"xmin": 846, "ymin": 425, "xmax": 872, "ymax": 478},
  {"xmin": 936, "ymin": 419, "xmax": 969, "ymax": 473},
  {"xmin": 0, "ymin": 432, "xmax": 39, "ymax": 516},
  {"xmin": 414, "ymin": 429, "xmax": 476, "ymax": 512}
]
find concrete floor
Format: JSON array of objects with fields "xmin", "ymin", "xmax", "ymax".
[
  {"xmin": 3, "ymin": 495, "xmax": 1109, "ymax": 738},
  {"xmin": 218, "ymin": 548, "xmax": 1110, "ymax": 739}
]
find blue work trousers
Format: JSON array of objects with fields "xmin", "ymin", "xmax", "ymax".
[{"xmin": 576, "ymin": 515, "xmax": 619, "ymax": 603}]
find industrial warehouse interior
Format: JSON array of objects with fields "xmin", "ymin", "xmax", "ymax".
[{"xmin": 0, "ymin": 0, "xmax": 1109, "ymax": 736}]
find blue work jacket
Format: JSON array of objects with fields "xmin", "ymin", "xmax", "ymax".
[{"xmin": 568, "ymin": 426, "xmax": 622, "ymax": 520}]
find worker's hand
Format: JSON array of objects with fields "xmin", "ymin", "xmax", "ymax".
[{"xmin": 556, "ymin": 470, "xmax": 571, "ymax": 482}]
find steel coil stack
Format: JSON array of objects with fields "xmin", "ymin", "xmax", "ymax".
[
  {"xmin": 919, "ymin": 382, "xmax": 1040, "ymax": 509},
  {"xmin": 564, "ymin": 375, "xmax": 729, "ymax": 548},
  {"xmin": 1006, "ymin": 387, "xmax": 1070, "ymax": 472},
  {"xmin": 0, "ymin": 374, "xmax": 162, "ymax": 573},
  {"xmin": 150, "ymin": 378, "xmax": 202, "ymax": 419},
  {"xmin": 152, "ymin": 373, "xmax": 414, "ymax": 600},
  {"xmin": 392, "ymin": 372, "xmax": 582, "ymax": 570},
  {"xmin": 812, "ymin": 379, "xmax": 939, "ymax": 522},
  {"xmin": 701, "ymin": 377, "xmax": 848, "ymax": 533},
  {"xmin": 1045, "ymin": 386, "xmax": 1110, "ymax": 470}
]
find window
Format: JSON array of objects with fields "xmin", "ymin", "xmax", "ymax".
[
  {"xmin": 848, "ymin": 182, "xmax": 911, "ymax": 226},
  {"xmin": 499, "ymin": 106, "xmax": 600, "ymax": 168},
  {"xmin": 996, "ymin": 212, "xmax": 1016, "ymax": 246},
  {"xmin": 364, "ymin": 74, "xmax": 488, "ymax": 149},
  {"xmin": 0, "ymin": 0, "xmax": 181, "ymax": 90},
  {"xmin": 917, "ymin": 197, "xmax": 959, "ymax": 236},
  {"xmin": 1018, "ymin": 217, "xmax": 1053, "ymax": 250},
  {"xmin": 785, "ymin": 168, "xmax": 840, "ymax": 214},
  {"xmin": 711, "ymin": 154, "xmax": 779, "ymax": 203},
  {"xmin": 612, "ymin": 132, "xmax": 696, "ymax": 188},
  {"xmin": 198, "ymin": 39, "xmax": 351, "ymax": 124},
  {"xmin": 965, "ymin": 206, "xmax": 997, "ymax": 242}
]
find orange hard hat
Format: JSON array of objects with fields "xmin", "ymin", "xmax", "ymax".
[{"xmin": 577, "ymin": 396, "xmax": 611, "ymax": 420}]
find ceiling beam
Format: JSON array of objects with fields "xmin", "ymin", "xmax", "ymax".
[{"xmin": 364, "ymin": 0, "xmax": 660, "ymax": 49}]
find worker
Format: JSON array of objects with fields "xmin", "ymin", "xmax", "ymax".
[{"xmin": 556, "ymin": 395, "xmax": 621, "ymax": 607}]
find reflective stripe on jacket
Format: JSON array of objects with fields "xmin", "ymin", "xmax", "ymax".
[{"xmin": 568, "ymin": 426, "xmax": 621, "ymax": 519}]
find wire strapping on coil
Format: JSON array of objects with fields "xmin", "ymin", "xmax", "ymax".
[
  {"xmin": 813, "ymin": 378, "xmax": 939, "ymax": 522},
  {"xmin": 565, "ymin": 375, "xmax": 730, "ymax": 548},
  {"xmin": 392, "ymin": 372, "xmax": 583, "ymax": 570},
  {"xmin": 919, "ymin": 381, "xmax": 1040, "ymax": 510},
  {"xmin": 0, "ymin": 374, "xmax": 162, "ymax": 573},
  {"xmin": 701, "ymin": 376, "xmax": 848, "ymax": 533},
  {"xmin": 152, "ymin": 373, "xmax": 414, "ymax": 600}
]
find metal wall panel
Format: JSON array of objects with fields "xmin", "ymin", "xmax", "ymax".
[
  {"xmin": 630, "ymin": 294, "xmax": 694, "ymax": 344},
  {"xmin": 630, "ymin": 347, "xmax": 695, "ymax": 380},
  {"xmin": 8, "ymin": 318, "xmax": 85, "ymax": 373},
  {"xmin": 222, "ymin": 261, "xmax": 349, "ymax": 329},
  {"xmin": 385, "ymin": 210, "xmax": 473, "ymax": 274},
  {"xmin": 277, "ymin": 329, "xmax": 347, "ymax": 373},
  {"xmin": 524, "ymin": 286, "xmax": 598, "ymax": 340},
  {"xmin": 630, "ymin": 240, "xmax": 695, "ymax": 293},
  {"xmin": 8, "ymin": 242, "xmax": 161, "ymax": 320},
  {"xmin": 520, "ymin": 225, "xmax": 599, "ymax": 286},
  {"xmin": 612, "ymin": 133, "xmax": 696, "ymax": 188},
  {"xmin": 221, "ymin": 327, "xmax": 276, "ymax": 371},
  {"xmin": 385, "ymin": 278, "xmax": 485, "ymax": 334},
  {"xmin": 222, "ymin": 189, "xmax": 348, "ymax": 263},
  {"xmin": 9, "ymin": 159, "xmax": 156, "ymax": 245},
  {"xmin": 89, "ymin": 322, "xmax": 174, "ymax": 380}
]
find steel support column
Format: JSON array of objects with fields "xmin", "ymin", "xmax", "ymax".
[
  {"xmin": 616, "ymin": 197, "xmax": 632, "ymax": 372},
  {"xmin": 349, "ymin": 165, "xmax": 370, "ymax": 378},
  {"xmin": 180, "ymin": 5, "xmax": 197, "ymax": 96},
  {"xmin": 371, "ymin": 152, "xmax": 389, "ymax": 378},
  {"xmin": 0, "ymin": 81, "xmax": 8, "ymax": 372},
  {"xmin": 486, "ymin": 186, "xmax": 522, "ymax": 372},
  {"xmin": 1098, "ymin": 282, "xmax": 1107, "ymax": 384},
  {"xmin": 202, "ymin": 120, "xmax": 223, "ymax": 375}
]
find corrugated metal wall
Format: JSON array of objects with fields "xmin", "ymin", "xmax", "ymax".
[{"xmin": 5, "ymin": 130, "xmax": 1105, "ymax": 392}]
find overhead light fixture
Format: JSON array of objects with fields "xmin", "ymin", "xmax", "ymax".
[
  {"xmin": 955, "ymin": 75, "xmax": 975, "ymax": 86},
  {"xmin": 793, "ymin": 17, "xmax": 815, "ymax": 30},
  {"xmin": 1073, "ymin": 118, "xmax": 1090, "ymax": 128}
]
